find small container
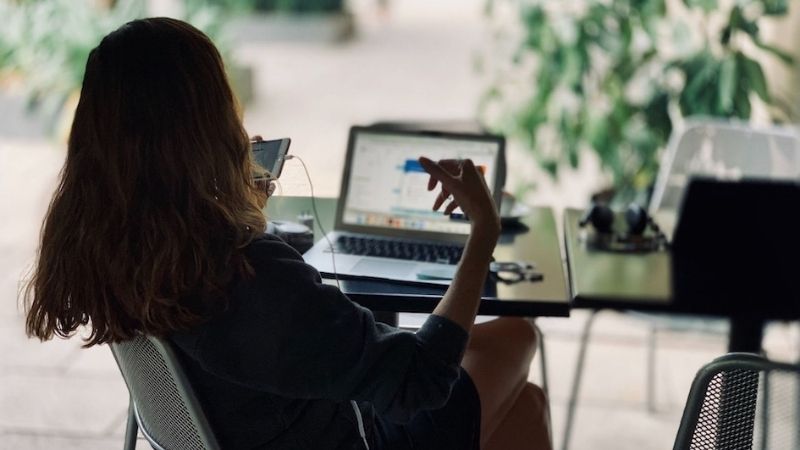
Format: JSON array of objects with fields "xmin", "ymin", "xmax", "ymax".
[{"xmin": 297, "ymin": 211, "xmax": 315, "ymax": 237}]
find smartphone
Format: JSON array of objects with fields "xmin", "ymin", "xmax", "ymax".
[{"xmin": 252, "ymin": 138, "xmax": 291, "ymax": 180}]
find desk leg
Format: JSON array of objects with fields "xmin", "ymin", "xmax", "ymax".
[
  {"xmin": 715, "ymin": 316, "xmax": 765, "ymax": 448},
  {"xmin": 561, "ymin": 310, "xmax": 598, "ymax": 450},
  {"xmin": 728, "ymin": 317, "xmax": 765, "ymax": 353},
  {"xmin": 124, "ymin": 396, "xmax": 138, "ymax": 450},
  {"xmin": 373, "ymin": 311, "xmax": 399, "ymax": 327}
]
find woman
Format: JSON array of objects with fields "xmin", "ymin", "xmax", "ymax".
[{"xmin": 24, "ymin": 18, "xmax": 550, "ymax": 450}]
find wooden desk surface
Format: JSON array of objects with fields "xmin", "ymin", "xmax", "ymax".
[
  {"xmin": 565, "ymin": 206, "xmax": 800, "ymax": 320},
  {"xmin": 564, "ymin": 206, "xmax": 800, "ymax": 352},
  {"xmin": 563, "ymin": 208, "xmax": 674, "ymax": 311},
  {"xmin": 267, "ymin": 196, "xmax": 571, "ymax": 317}
]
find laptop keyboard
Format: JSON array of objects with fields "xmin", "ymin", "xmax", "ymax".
[{"xmin": 333, "ymin": 235, "xmax": 464, "ymax": 265}]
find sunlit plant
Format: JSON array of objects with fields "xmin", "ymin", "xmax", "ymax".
[
  {"xmin": 481, "ymin": 0, "xmax": 795, "ymax": 198},
  {"xmin": 0, "ymin": 0, "xmax": 233, "ymax": 132}
]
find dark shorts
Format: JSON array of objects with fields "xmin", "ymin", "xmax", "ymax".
[{"xmin": 372, "ymin": 368, "xmax": 481, "ymax": 450}]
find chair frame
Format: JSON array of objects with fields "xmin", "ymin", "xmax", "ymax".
[
  {"xmin": 672, "ymin": 352, "xmax": 800, "ymax": 450},
  {"xmin": 111, "ymin": 334, "xmax": 221, "ymax": 450},
  {"xmin": 561, "ymin": 309, "xmax": 736, "ymax": 450},
  {"xmin": 115, "ymin": 322, "xmax": 551, "ymax": 450}
]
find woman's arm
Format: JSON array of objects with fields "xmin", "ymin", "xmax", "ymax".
[
  {"xmin": 178, "ymin": 236, "xmax": 471, "ymax": 423},
  {"xmin": 418, "ymin": 157, "xmax": 501, "ymax": 333},
  {"xmin": 177, "ymin": 160, "xmax": 500, "ymax": 421}
]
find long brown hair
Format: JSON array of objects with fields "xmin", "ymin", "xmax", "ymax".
[{"xmin": 24, "ymin": 18, "xmax": 266, "ymax": 346}]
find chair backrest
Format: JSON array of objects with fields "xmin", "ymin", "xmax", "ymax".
[
  {"xmin": 649, "ymin": 120, "xmax": 800, "ymax": 239},
  {"xmin": 110, "ymin": 334, "xmax": 220, "ymax": 450},
  {"xmin": 673, "ymin": 353, "xmax": 800, "ymax": 450}
]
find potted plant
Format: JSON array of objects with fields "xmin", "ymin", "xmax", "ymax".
[
  {"xmin": 212, "ymin": 0, "xmax": 355, "ymax": 43},
  {"xmin": 480, "ymin": 0, "xmax": 795, "ymax": 202},
  {"xmin": 0, "ymin": 0, "xmax": 250, "ymax": 138}
]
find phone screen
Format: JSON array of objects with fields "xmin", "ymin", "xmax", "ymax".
[{"xmin": 252, "ymin": 138, "xmax": 290, "ymax": 180}]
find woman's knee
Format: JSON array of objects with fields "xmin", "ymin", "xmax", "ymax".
[
  {"xmin": 466, "ymin": 318, "xmax": 538, "ymax": 383},
  {"xmin": 521, "ymin": 382, "xmax": 548, "ymax": 409},
  {"xmin": 480, "ymin": 317, "xmax": 538, "ymax": 354}
]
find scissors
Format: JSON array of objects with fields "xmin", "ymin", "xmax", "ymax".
[{"xmin": 489, "ymin": 261, "xmax": 543, "ymax": 284}]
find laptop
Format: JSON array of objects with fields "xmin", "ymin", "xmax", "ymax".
[{"xmin": 303, "ymin": 126, "xmax": 506, "ymax": 285}]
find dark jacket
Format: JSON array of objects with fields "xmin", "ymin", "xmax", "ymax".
[{"xmin": 170, "ymin": 234, "xmax": 469, "ymax": 449}]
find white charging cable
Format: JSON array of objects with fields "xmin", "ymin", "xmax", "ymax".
[
  {"xmin": 286, "ymin": 155, "xmax": 365, "ymax": 448},
  {"xmin": 350, "ymin": 400, "xmax": 370, "ymax": 450},
  {"xmin": 286, "ymin": 155, "xmax": 341, "ymax": 290}
]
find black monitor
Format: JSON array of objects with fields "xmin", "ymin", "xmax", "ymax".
[{"xmin": 672, "ymin": 177, "xmax": 800, "ymax": 318}]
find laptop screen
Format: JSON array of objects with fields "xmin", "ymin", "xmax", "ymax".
[{"xmin": 339, "ymin": 128, "xmax": 504, "ymax": 237}]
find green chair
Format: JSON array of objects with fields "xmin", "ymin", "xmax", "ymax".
[
  {"xmin": 673, "ymin": 353, "xmax": 800, "ymax": 450},
  {"xmin": 110, "ymin": 334, "xmax": 220, "ymax": 450}
]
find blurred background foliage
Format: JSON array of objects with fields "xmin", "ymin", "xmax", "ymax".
[
  {"xmin": 206, "ymin": 0, "xmax": 344, "ymax": 13},
  {"xmin": 0, "ymin": 0, "xmax": 237, "ymax": 130},
  {"xmin": 0, "ymin": 0, "xmax": 343, "ymax": 133},
  {"xmin": 0, "ymin": 0, "xmax": 144, "ymax": 123},
  {"xmin": 481, "ymin": 0, "xmax": 795, "ymax": 199},
  {"xmin": 1, "ymin": 0, "xmax": 794, "ymax": 185}
]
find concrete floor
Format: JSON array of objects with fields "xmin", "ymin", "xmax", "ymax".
[{"xmin": 1, "ymin": 1, "xmax": 799, "ymax": 449}]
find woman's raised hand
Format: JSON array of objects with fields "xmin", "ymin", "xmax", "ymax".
[
  {"xmin": 418, "ymin": 157, "xmax": 501, "ymax": 237},
  {"xmin": 423, "ymin": 156, "xmax": 500, "ymax": 331}
]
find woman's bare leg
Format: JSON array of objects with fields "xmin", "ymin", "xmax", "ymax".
[
  {"xmin": 461, "ymin": 317, "xmax": 549, "ymax": 448},
  {"xmin": 484, "ymin": 383, "xmax": 552, "ymax": 450}
]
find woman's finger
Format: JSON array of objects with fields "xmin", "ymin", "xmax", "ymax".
[
  {"xmin": 251, "ymin": 135, "xmax": 264, "ymax": 142},
  {"xmin": 419, "ymin": 157, "xmax": 456, "ymax": 186},
  {"xmin": 437, "ymin": 159, "xmax": 463, "ymax": 176},
  {"xmin": 427, "ymin": 174, "xmax": 438, "ymax": 191},
  {"xmin": 443, "ymin": 199, "xmax": 460, "ymax": 215},
  {"xmin": 464, "ymin": 159, "xmax": 486, "ymax": 180},
  {"xmin": 432, "ymin": 188, "xmax": 451, "ymax": 211}
]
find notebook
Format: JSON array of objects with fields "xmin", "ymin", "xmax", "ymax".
[{"xmin": 302, "ymin": 126, "xmax": 505, "ymax": 285}]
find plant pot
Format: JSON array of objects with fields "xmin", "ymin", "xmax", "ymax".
[
  {"xmin": 227, "ymin": 62, "xmax": 255, "ymax": 107},
  {"xmin": 0, "ymin": 90, "xmax": 51, "ymax": 139},
  {"xmin": 227, "ymin": 11, "xmax": 355, "ymax": 43}
]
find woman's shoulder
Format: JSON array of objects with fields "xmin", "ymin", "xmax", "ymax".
[
  {"xmin": 174, "ymin": 234, "xmax": 322, "ymax": 344},
  {"xmin": 245, "ymin": 233, "xmax": 303, "ymax": 263},
  {"xmin": 243, "ymin": 233, "xmax": 322, "ymax": 287}
]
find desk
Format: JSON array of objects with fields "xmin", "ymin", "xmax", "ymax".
[
  {"xmin": 563, "ymin": 206, "xmax": 800, "ymax": 450},
  {"xmin": 563, "ymin": 208, "xmax": 800, "ymax": 353},
  {"xmin": 266, "ymin": 196, "xmax": 571, "ymax": 318}
]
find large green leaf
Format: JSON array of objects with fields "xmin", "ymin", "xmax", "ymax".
[
  {"xmin": 587, "ymin": 115, "xmax": 610, "ymax": 153},
  {"xmin": 717, "ymin": 55, "xmax": 737, "ymax": 113},
  {"xmin": 680, "ymin": 53, "xmax": 720, "ymax": 115},
  {"xmin": 753, "ymin": 39, "xmax": 795, "ymax": 64},
  {"xmin": 643, "ymin": 92, "xmax": 672, "ymax": 142},
  {"xmin": 734, "ymin": 89, "xmax": 752, "ymax": 119},
  {"xmin": 739, "ymin": 53, "xmax": 770, "ymax": 102},
  {"xmin": 522, "ymin": 6, "xmax": 548, "ymax": 49},
  {"xmin": 728, "ymin": 6, "xmax": 760, "ymax": 38},
  {"xmin": 760, "ymin": 0, "xmax": 789, "ymax": 16},
  {"xmin": 683, "ymin": 0, "xmax": 717, "ymax": 13}
]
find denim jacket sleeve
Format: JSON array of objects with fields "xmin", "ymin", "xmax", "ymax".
[{"xmin": 188, "ymin": 234, "xmax": 469, "ymax": 424}]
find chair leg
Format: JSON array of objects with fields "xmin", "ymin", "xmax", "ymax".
[
  {"xmin": 124, "ymin": 396, "xmax": 138, "ymax": 450},
  {"xmin": 646, "ymin": 323, "xmax": 658, "ymax": 413},
  {"xmin": 759, "ymin": 366, "xmax": 770, "ymax": 450},
  {"xmin": 533, "ymin": 323, "xmax": 552, "ymax": 439},
  {"xmin": 561, "ymin": 310, "xmax": 598, "ymax": 450},
  {"xmin": 534, "ymin": 323, "xmax": 550, "ymax": 400}
]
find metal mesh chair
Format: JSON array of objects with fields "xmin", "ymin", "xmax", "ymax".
[
  {"xmin": 110, "ymin": 334, "xmax": 220, "ymax": 450},
  {"xmin": 673, "ymin": 353, "xmax": 800, "ymax": 450}
]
